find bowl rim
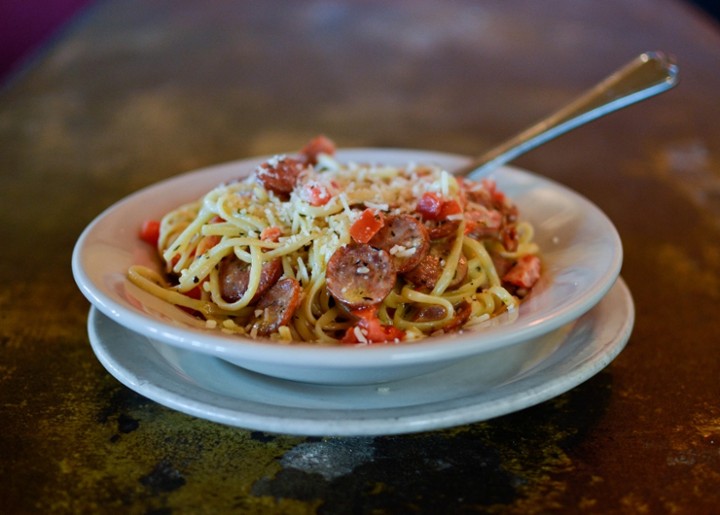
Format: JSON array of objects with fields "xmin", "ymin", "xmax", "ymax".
[{"xmin": 72, "ymin": 147, "xmax": 623, "ymax": 370}]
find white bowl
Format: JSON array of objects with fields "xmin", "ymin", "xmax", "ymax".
[{"xmin": 72, "ymin": 148, "xmax": 623, "ymax": 385}]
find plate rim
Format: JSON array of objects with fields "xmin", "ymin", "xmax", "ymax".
[{"xmin": 87, "ymin": 278, "xmax": 634, "ymax": 436}]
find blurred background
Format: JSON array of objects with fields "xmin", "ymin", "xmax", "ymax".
[{"xmin": 1, "ymin": 0, "xmax": 718, "ymax": 87}]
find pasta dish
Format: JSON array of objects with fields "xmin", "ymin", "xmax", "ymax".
[{"xmin": 128, "ymin": 136, "xmax": 541, "ymax": 344}]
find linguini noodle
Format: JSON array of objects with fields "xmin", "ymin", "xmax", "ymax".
[{"xmin": 129, "ymin": 138, "xmax": 541, "ymax": 344}]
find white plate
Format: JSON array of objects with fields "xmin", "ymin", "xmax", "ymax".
[
  {"xmin": 88, "ymin": 278, "xmax": 634, "ymax": 436},
  {"xmin": 73, "ymin": 149, "xmax": 623, "ymax": 384}
]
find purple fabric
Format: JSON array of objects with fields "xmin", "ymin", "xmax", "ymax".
[{"xmin": 0, "ymin": 0, "xmax": 94, "ymax": 80}]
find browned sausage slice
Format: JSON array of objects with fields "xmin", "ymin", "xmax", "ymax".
[
  {"xmin": 402, "ymin": 254, "xmax": 442, "ymax": 290},
  {"xmin": 448, "ymin": 254, "xmax": 468, "ymax": 289},
  {"xmin": 326, "ymin": 244, "xmax": 396, "ymax": 308},
  {"xmin": 402, "ymin": 243, "xmax": 467, "ymax": 291},
  {"xmin": 410, "ymin": 300, "xmax": 471, "ymax": 332},
  {"xmin": 368, "ymin": 214, "xmax": 430, "ymax": 273},
  {"xmin": 253, "ymin": 277, "xmax": 302, "ymax": 336},
  {"xmin": 255, "ymin": 156, "xmax": 305, "ymax": 196},
  {"xmin": 425, "ymin": 219, "xmax": 460, "ymax": 240},
  {"xmin": 218, "ymin": 256, "xmax": 283, "ymax": 303},
  {"xmin": 410, "ymin": 303, "xmax": 447, "ymax": 322}
]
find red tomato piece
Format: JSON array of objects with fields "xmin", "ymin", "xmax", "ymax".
[
  {"xmin": 185, "ymin": 285, "xmax": 203, "ymax": 300},
  {"xmin": 340, "ymin": 307, "xmax": 405, "ymax": 344},
  {"xmin": 416, "ymin": 192, "xmax": 443, "ymax": 220},
  {"xmin": 178, "ymin": 285, "xmax": 203, "ymax": 316},
  {"xmin": 502, "ymin": 255, "xmax": 541, "ymax": 289},
  {"xmin": 349, "ymin": 208, "xmax": 385, "ymax": 244},
  {"xmin": 195, "ymin": 235, "xmax": 220, "ymax": 256},
  {"xmin": 482, "ymin": 178, "xmax": 506, "ymax": 204},
  {"xmin": 439, "ymin": 199, "xmax": 462, "ymax": 219},
  {"xmin": 300, "ymin": 182, "xmax": 333, "ymax": 206},
  {"xmin": 260, "ymin": 226, "xmax": 282, "ymax": 242},
  {"xmin": 139, "ymin": 220, "xmax": 160, "ymax": 246},
  {"xmin": 417, "ymin": 192, "xmax": 462, "ymax": 221},
  {"xmin": 301, "ymin": 135, "xmax": 336, "ymax": 165}
]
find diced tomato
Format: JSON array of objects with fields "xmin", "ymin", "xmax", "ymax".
[
  {"xmin": 139, "ymin": 220, "xmax": 160, "ymax": 246},
  {"xmin": 482, "ymin": 178, "xmax": 506, "ymax": 203},
  {"xmin": 439, "ymin": 199, "xmax": 462, "ymax": 218},
  {"xmin": 178, "ymin": 285, "xmax": 203, "ymax": 316},
  {"xmin": 502, "ymin": 255, "xmax": 541, "ymax": 289},
  {"xmin": 195, "ymin": 235, "xmax": 220, "ymax": 256},
  {"xmin": 300, "ymin": 182, "xmax": 333, "ymax": 206},
  {"xmin": 340, "ymin": 306, "xmax": 405, "ymax": 344},
  {"xmin": 185, "ymin": 285, "xmax": 203, "ymax": 300},
  {"xmin": 260, "ymin": 226, "xmax": 282, "ymax": 242},
  {"xmin": 193, "ymin": 217, "xmax": 225, "ymax": 255},
  {"xmin": 465, "ymin": 205, "xmax": 503, "ymax": 233},
  {"xmin": 416, "ymin": 192, "xmax": 443, "ymax": 220},
  {"xmin": 301, "ymin": 135, "xmax": 336, "ymax": 165},
  {"xmin": 464, "ymin": 220, "xmax": 477, "ymax": 235},
  {"xmin": 349, "ymin": 208, "xmax": 385, "ymax": 244},
  {"xmin": 416, "ymin": 192, "xmax": 462, "ymax": 221}
]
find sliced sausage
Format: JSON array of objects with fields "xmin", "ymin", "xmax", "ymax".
[
  {"xmin": 368, "ymin": 214, "xmax": 430, "ymax": 273},
  {"xmin": 403, "ymin": 254, "xmax": 442, "ymax": 290},
  {"xmin": 490, "ymin": 251, "xmax": 514, "ymax": 278},
  {"xmin": 326, "ymin": 244, "xmax": 396, "ymax": 308},
  {"xmin": 448, "ymin": 254, "xmax": 468, "ymax": 289},
  {"xmin": 425, "ymin": 219, "xmax": 460, "ymax": 240},
  {"xmin": 442, "ymin": 300, "xmax": 472, "ymax": 332},
  {"xmin": 402, "ymin": 242, "xmax": 467, "ymax": 291},
  {"xmin": 410, "ymin": 303, "xmax": 447, "ymax": 323},
  {"xmin": 410, "ymin": 300, "xmax": 471, "ymax": 332},
  {"xmin": 218, "ymin": 255, "xmax": 283, "ymax": 303},
  {"xmin": 255, "ymin": 156, "xmax": 305, "ymax": 196},
  {"xmin": 500, "ymin": 224, "xmax": 519, "ymax": 252},
  {"xmin": 253, "ymin": 277, "xmax": 302, "ymax": 336}
]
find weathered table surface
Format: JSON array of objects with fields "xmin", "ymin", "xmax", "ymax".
[{"xmin": 2, "ymin": 0, "xmax": 720, "ymax": 513}]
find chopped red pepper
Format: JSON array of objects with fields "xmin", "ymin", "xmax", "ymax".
[
  {"xmin": 300, "ymin": 135, "xmax": 336, "ymax": 165},
  {"xmin": 502, "ymin": 255, "xmax": 541, "ymax": 289},
  {"xmin": 439, "ymin": 199, "xmax": 462, "ymax": 219},
  {"xmin": 416, "ymin": 192, "xmax": 462, "ymax": 221},
  {"xmin": 195, "ymin": 235, "xmax": 221, "ymax": 256},
  {"xmin": 300, "ymin": 182, "xmax": 333, "ymax": 206},
  {"xmin": 260, "ymin": 226, "xmax": 282, "ymax": 242},
  {"xmin": 340, "ymin": 306, "xmax": 405, "ymax": 344},
  {"xmin": 349, "ymin": 208, "xmax": 385, "ymax": 244},
  {"xmin": 416, "ymin": 192, "xmax": 443, "ymax": 220},
  {"xmin": 139, "ymin": 220, "xmax": 160, "ymax": 246}
]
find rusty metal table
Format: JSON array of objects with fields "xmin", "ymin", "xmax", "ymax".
[{"xmin": 2, "ymin": 0, "xmax": 720, "ymax": 513}]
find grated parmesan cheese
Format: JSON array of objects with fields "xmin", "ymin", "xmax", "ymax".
[{"xmin": 389, "ymin": 244, "xmax": 416, "ymax": 257}]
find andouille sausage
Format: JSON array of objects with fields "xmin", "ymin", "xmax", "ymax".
[
  {"xmin": 218, "ymin": 256, "xmax": 283, "ymax": 303},
  {"xmin": 402, "ymin": 253, "xmax": 442, "ymax": 290},
  {"xmin": 326, "ymin": 244, "xmax": 396, "ymax": 308},
  {"xmin": 410, "ymin": 299, "xmax": 471, "ymax": 332},
  {"xmin": 368, "ymin": 214, "xmax": 430, "ymax": 273},
  {"xmin": 253, "ymin": 277, "xmax": 302, "ymax": 336},
  {"xmin": 255, "ymin": 156, "xmax": 305, "ymax": 196},
  {"xmin": 402, "ymin": 243, "xmax": 468, "ymax": 291},
  {"xmin": 425, "ymin": 219, "xmax": 460, "ymax": 240}
]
